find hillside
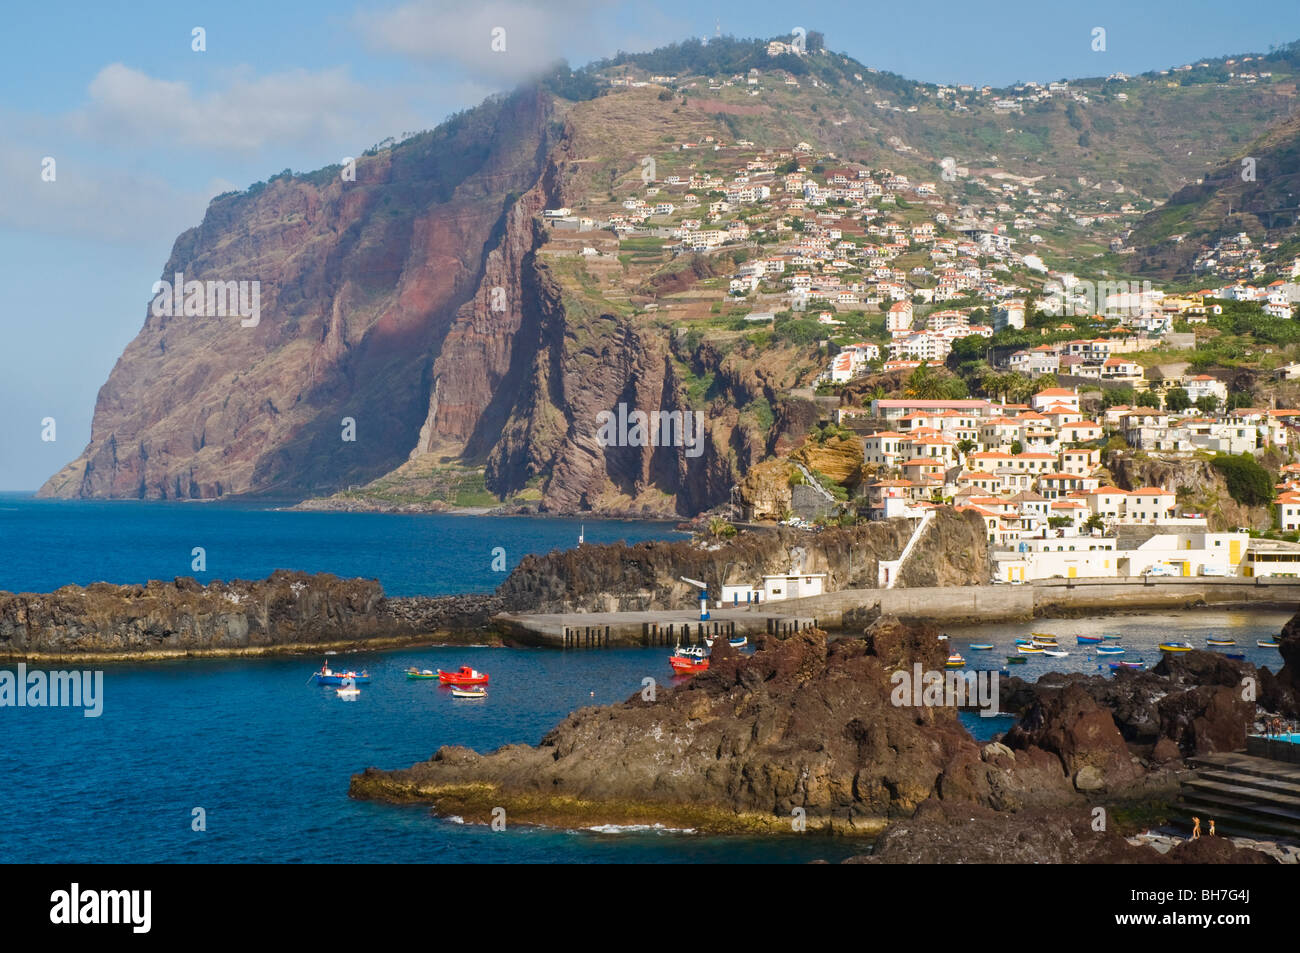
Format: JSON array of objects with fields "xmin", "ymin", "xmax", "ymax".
[
  {"xmin": 1130, "ymin": 111, "xmax": 1300, "ymax": 281},
  {"xmin": 38, "ymin": 33, "xmax": 1300, "ymax": 515}
]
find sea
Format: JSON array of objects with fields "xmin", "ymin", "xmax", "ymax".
[{"xmin": 0, "ymin": 494, "xmax": 1289, "ymax": 863}]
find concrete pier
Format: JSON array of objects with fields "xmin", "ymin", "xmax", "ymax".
[{"xmin": 494, "ymin": 576, "xmax": 1300, "ymax": 646}]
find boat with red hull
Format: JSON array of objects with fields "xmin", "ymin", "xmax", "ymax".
[{"xmin": 437, "ymin": 666, "xmax": 489, "ymax": 686}]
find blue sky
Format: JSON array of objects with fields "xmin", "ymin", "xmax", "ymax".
[{"xmin": 3, "ymin": 0, "xmax": 1299, "ymax": 489}]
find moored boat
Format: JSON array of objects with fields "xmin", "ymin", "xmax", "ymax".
[
  {"xmin": 1076, "ymin": 635, "xmax": 1103, "ymax": 644},
  {"xmin": 668, "ymin": 654, "xmax": 709, "ymax": 674},
  {"xmin": 1016, "ymin": 644, "xmax": 1043, "ymax": 654},
  {"xmin": 1096, "ymin": 646, "xmax": 1125, "ymax": 655},
  {"xmin": 437, "ymin": 666, "xmax": 489, "ymax": 685},
  {"xmin": 1030, "ymin": 632, "xmax": 1058, "ymax": 643},
  {"xmin": 1159, "ymin": 641, "xmax": 1193, "ymax": 652},
  {"xmin": 728, "ymin": 636, "xmax": 747, "ymax": 649},
  {"xmin": 1258, "ymin": 639, "xmax": 1281, "ymax": 649},
  {"xmin": 1042, "ymin": 649, "xmax": 1070, "ymax": 658},
  {"xmin": 312, "ymin": 661, "xmax": 370, "ymax": 686},
  {"xmin": 405, "ymin": 668, "xmax": 438, "ymax": 679},
  {"xmin": 1110, "ymin": 661, "xmax": 1145, "ymax": 670},
  {"xmin": 969, "ymin": 643, "xmax": 995, "ymax": 651},
  {"xmin": 1102, "ymin": 634, "xmax": 1123, "ymax": 641},
  {"xmin": 1206, "ymin": 638, "xmax": 1236, "ymax": 646},
  {"xmin": 450, "ymin": 686, "xmax": 487, "ymax": 698},
  {"xmin": 1005, "ymin": 656, "xmax": 1028, "ymax": 664},
  {"xmin": 945, "ymin": 654, "xmax": 965, "ymax": 668}
]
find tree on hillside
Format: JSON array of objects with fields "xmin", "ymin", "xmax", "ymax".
[
  {"xmin": 1165, "ymin": 387, "xmax": 1191, "ymax": 412},
  {"xmin": 1194, "ymin": 395, "xmax": 1219, "ymax": 414},
  {"xmin": 1136, "ymin": 390, "xmax": 1161, "ymax": 408},
  {"xmin": 1211, "ymin": 453, "xmax": 1274, "ymax": 507}
]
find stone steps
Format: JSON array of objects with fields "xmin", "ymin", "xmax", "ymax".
[{"xmin": 1176, "ymin": 752, "xmax": 1300, "ymax": 840}]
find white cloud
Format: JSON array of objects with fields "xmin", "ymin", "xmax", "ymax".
[
  {"xmin": 71, "ymin": 63, "xmax": 424, "ymax": 154},
  {"xmin": 356, "ymin": 0, "xmax": 611, "ymax": 81}
]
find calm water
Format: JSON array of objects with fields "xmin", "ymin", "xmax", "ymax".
[
  {"xmin": 0, "ymin": 495, "xmax": 858, "ymax": 863},
  {"xmin": 943, "ymin": 610, "xmax": 1292, "ymax": 675},
  {"xmin": 0, "ymin": 493, "xmax": 680, "ymax": 596},
  {"xmin": 1, "ymin": 495, "xmax": 1288, "ymax": 863}
]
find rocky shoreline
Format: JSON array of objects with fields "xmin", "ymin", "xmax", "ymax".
[
  {"xmin": 0, "ymin": 570, "xmax": 504, "ymax": 660},
  {"xmin": 350, "ymin": 612, "xmax": 1300, "ymax": 862}
]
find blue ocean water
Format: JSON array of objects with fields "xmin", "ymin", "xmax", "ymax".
[
  {"xmin": 0, "ymin": 495, "xmax": 859, "ymax": 863},
  {"xmin": 2, "ymin": 495, "xmax": 1288, "ymax": 863},
  {"xmin": 0, "ymin": 493, "xmax": 679, "ymax": 596},
  {"xmin": 0, "ymin": 645, "xmax": 861, "ymax": 863}
]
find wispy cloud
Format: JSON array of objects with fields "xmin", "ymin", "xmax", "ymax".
[
  {"xmin": 70, "ymin": 63, "xmax": 426, "ymax": 154},
  {"xmin": 356, "ymin": 0, "xmax": 613, "ymax": 81}
]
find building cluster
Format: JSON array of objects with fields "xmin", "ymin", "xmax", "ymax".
[{"xmin": 821, "ymin": 386, "xmax": 1300, "ymax": 581}]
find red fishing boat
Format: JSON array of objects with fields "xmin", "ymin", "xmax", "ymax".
[
  {"xmin": 668, "ymin": 646, "xmax": 709, "ymax": 674},
  {"xmin": 437, "ymin": 666, "xmax": 489, "ymax": 685}
]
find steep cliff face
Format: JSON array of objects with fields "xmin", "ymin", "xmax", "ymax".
[{"xmin": 40, "ymin": 90, "xmax": 557, "ymax": 500}]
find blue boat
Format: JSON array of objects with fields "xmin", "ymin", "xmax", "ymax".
[
  {"xmin": 1077, "ymin": 635, "xmax": 1103, "ymax": 644},
  {"xmin": 1096, "ymin": 646, "xmax": 1125, "ymax": 655},
  {"xmin": 1103, "ymin": 634, "xmax": 1123, "ymax": 641},
  {"xmin": 969, "ymin": 643, "xmax": 995, "ymax": 651},
  {"xmin": 729, "ymin": 636, "xmax": 748, "ymax": 649},
  {"xmin": 311, "ymin": 661, "xmax": 371, "ymax": 686},
  {"xmin": 1110, "ymin": 661, "xmax": 1145, "ymax": 670}
]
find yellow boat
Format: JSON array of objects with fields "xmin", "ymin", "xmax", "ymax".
[{"xmin": 1158, "ymin": 641, "xmax": 1192, "ymax": 652}]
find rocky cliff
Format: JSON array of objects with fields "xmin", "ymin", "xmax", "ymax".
[
  {"xmin": 0, "ymin": 571, "xmax": 501, "ymax": 659},
  {"xmin": 496, "ymin": 510, "xmax": 989, "ymax": 613},
  {"xmin": 41, "ymin": 90, "xmax": 559, "ymax": 501},
  {"xmin": 39, "ymin": 81, "xmax": 822, "ymax": 517}
]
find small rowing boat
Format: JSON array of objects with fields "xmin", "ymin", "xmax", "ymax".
[
  {"xmin": 1016, "ymin": 644, "xmax": 1043, "ymax": 654},
  {"xmin": 450, "ymin": 686, "xmax": 487, "ymax": 698},
  {"xmin": 729, "ymin": 636, "xmax": 747, "ymax": 649},
  {"xmin": 405, "ymin": 668, "xmax": 438, "ymax": 679},
  {"xmin": 1096, "ymin": 646, "xmax": 1125, "ymax": 655},
  {"xmin": 1109, "ymin": 661, "xmax": 1145, "ymax": 670},
  {"xmin": 1005, "ymin": 656, "xmax": 1028, "ymax": 664},
  {"xmin": 1042, "ymin": 650, "xmax": 1070, "ymax": 658},
  {"xmin": 1206, "ymin": 638, "xmax": 1236, "ymax": 647},
  {"xmin": 969, "ymin": 643, "xmax": 995, "ymax": 651},
  {"xmin": 1103, "ymin": 634, "xmax": 1123, "ymax": 641},
  {"xmin": 1258, "ymin": 639, "xmax": 1281, "ymax": 649},
  {"xmin": 312, "ymin": 661, "xmax": 370, "ymax": 686},
  {"xmin": 945, "ymin": 654, "xmax": 965, "ymax": 668},
  {"xmin": 1076, "ymin": 634, "xmax": 1103, "ymax": 644},
  {"xmin": 1030, "ymin": 632, "xmax": 1057, "ymax": 642},
  {"xmin": 1159, "ymin": 642, "xmax": 1193, "ymax": 652}
]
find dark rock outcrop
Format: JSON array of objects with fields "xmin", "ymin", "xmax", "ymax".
[
  {"xmin": 856, "ymin": 798, "xmax": 1277, "ymax": 864},
  {"xmin": 349, "ymin": 617, "xmax": 1162, "ymax": 832},
  {"xmin": 1000, "ymin": 649, "xmax": 1262, "ymax": 762},
  {"xmin": 497, "ymin": 510, "xmax": 989, "ymax": 613},
  {"xmin": 0, "ymin": 571, "xmax": 501, "ymax": 658}
]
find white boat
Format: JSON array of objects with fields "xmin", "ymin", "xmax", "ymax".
[
  {"xmin": 451, "ymin": 686, "xmax": 487, "ymax": 698},
  {"xmin": 674, "ymin": 645, "xmax": 708, "ymax": 659},
  {"xmin": 1041, "ymin": 650, "xmax": 1070, "ymax": 658}
]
